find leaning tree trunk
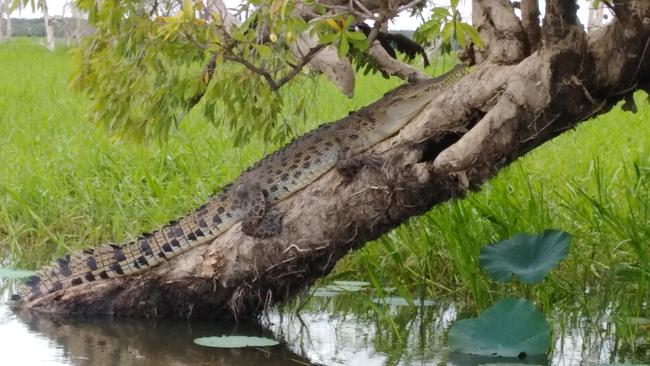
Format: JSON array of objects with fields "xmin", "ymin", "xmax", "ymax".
[{"xmin": 15, "ymin": 0, "xmax": 650, "ymax": 318}]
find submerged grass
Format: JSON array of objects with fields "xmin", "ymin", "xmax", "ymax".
[{"xmin": 1, "ymin": 39, "xmax": 649, "ymax": 350}]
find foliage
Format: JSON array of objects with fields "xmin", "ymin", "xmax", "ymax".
[
  {"xmin": 63, "ymin": 0, "xmax": 368, "ymax": 144},
  {"xmin": 5, "ymin": 0, "xmax": 476, "ymax": 145},
  {"xmin": 448, "ymin": 297, "xmax": 551, "ymax": 357},
  {"xmin": 414, "ymin": 0, "xmax": 482, "ymax": 55},
  {"xmin": 478, "ymin": 230, "xmax": 570, "ymax": 284}
]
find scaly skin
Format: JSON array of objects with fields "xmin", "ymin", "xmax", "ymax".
[{"xmin": 18, "ymin": 64, "xmax": 469, "ymax": 302}]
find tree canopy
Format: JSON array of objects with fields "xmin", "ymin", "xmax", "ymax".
[{"xmin": 59, "ymin": 0, "xmax": 479, "ymax": 144}]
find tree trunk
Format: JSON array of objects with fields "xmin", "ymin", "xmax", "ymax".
[
  {"xmin": 14, "ymin": 0, "xmax": 650, "ymax": 319},
  {"xmin": 43, "ymin": 2, "xmax": 55, "ymax": 51},
  {"xmin": 0, "ymin": 0, "xmax": 11, "ymax": 42}
]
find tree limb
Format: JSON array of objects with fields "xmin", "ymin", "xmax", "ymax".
[
  {"xmin": 520, "ymin": 0, "xmax": 541, "ymax": 51},
  {"xmin": 367, "ymin": 41, "xmax": 430, "ymax": 81},
  {"xmin": 472, "ymin": 0, "xmax": 528, "ymax": 64},
  {"xmin": 542, "ymin": 0, "xmax": 580, "ymax": 44}
]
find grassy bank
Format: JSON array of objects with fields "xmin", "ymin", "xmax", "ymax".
[{"xmin": 0, "ymin": 38, "xmax": 648, "ymax": 323}]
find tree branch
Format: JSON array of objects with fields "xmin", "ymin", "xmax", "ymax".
[
  {"xmin": 520, "ymin": 0, "xmax": 541, "ymax": 51},
  {"xmin": 542, "ymin": 0, "xmax": 580, "ymax": 44},
  {"xmin": 367, "ymin": 40, "xmax": 430, "ymax": 81},
  {"xmin": 472, "ymin": 0, "xmax": 528, "ymax": 64}
]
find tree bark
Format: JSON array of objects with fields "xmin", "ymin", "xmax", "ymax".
[
  {"xmin": 472, "ymin": 0, "xmax": 527, "ymax": 64},
  {"xmin": 14, "ymin": 0, "xmax": 650, "ymax": 319}
]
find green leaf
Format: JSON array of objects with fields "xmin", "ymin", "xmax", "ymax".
[
  {"xmin": 345, "ymin": 30, "xmax": 366, "ymax": 41},
  {"xmin": 441, "ymin": 21, "xmax": 455, "ymax": 43},
  {"xmin": 193, "ymin": 336, "xmax": 280, "ymax": 348},
  {"xmin": 479, "ymin": 230, "xmax": 570, "ymax": 284},
  {"xmin": 338, "ymin": 35, "xmax": 350, "ymax": 57},
  {"xmin": 448, "ymin": 298, "xmax": 551, "ymax": 357},
  {"xmin": 455, "ymin": 20, "xmax": 466, "ymax": 47},
  {"xmin": 460, "ymin": 22, "xmax": 484, "ymax": 48},
  {"xmin": 0, "ymin": 267, "xmax": 37, "ymax": 279}
]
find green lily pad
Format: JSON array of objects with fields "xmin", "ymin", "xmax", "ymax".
[
  {"xmin": 0, "ymin": 267, "xmax": 37, "ymax": 279},
  {"xmin": 479, "ymin": 230, "xmax": 570, "ymax": 284},
  {"xmin": 322, "ymin": 283, "xmax": 364, "ymax": 292},
  {"xmin": 312, "ymin": 289, "xmax": 340, "ymax": 297},
  {"xmin": 332, "ymin": 280, "xmax": 369, "ymax": 287},
  {"xmin": 448, "ymin": 298, "xmax": 551, "ymax": 357},
  {"xmin": 193, "ymin": 336, "xmax": 279, "ymax": 348},
  {"xmin": 372, "ymin": 297, "xmax": 435, "ymax": 306}
]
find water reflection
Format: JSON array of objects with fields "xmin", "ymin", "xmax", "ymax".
[
  {"xmin": 1, "ymin": 279, "xmax": 648, "ymax": 366},
  {"xmin": 2, "ymin": 280, "xmax": 311, "ymax": 366},
  {"xmin": 270, "ymin": 295, "xmax": 550, "ymax": 365}
]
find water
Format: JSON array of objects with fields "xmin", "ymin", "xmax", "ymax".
[{"xmin": 0, "ymin": 280, "xmax": 648, "ymax": 365}]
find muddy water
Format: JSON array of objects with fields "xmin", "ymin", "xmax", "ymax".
[{"xmin": 0, "ymin": 280, "xmax": 647, "ymax": 365}]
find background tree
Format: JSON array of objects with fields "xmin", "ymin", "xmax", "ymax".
[
  {"xmin": 0, "ymin": 0, "xmax": 11, "ymax": 42},
  {"xmin": 17, "ymin": 0, "xmax": 650, "ymax": 318},
  {"xmin": 14, "ymin": 0, "xmax": 55, "ymax": 49},
  {"xmin": 40, "ymin": 0, "xmax": 53, "ymax": 50}
]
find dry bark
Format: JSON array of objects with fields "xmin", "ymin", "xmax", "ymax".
[
  {"xmin": 15, "ymin": 0, "xmax": 650, "ymax": 318},
  {"xmin": 520, "ymin": 0, "xmax": 541, "ymax": 51}
]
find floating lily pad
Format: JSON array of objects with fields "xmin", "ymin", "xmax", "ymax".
[
  {"xmin": 322, "ymin": 282, "xmax": 365, "ymax": 292},
  {"xmin": 0, "ymin": 267, "xmax": 37, "ymax": 279},
  {"xmin": 312, "ymin": 289, "xmax": 340, "ymax": 297},
  {"xmin": 448, "ymin": 298, "xmax": 551, "ymax": 357},
  {"xmin": 332, "ymin": 280, "xmax": 369, "ymax": 287},
  {"xmin": 479, "ymin": 230, "xmax": 570, "ymax": 284},
  {"xmin": 372, "ymin": 297, "xmax": 435, "ymax": 307},
  {"xmin": 193, "ymin": 336, "xmax": 279, "ymax": 348}
]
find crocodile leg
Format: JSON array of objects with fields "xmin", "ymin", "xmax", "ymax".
[
  {"xmin": 337, "ymin": 153, "xmax": 384, "ymax": 183},
  {"xmin": 234, "ymin": 183, "xmax": 283, "ymax": 238}
]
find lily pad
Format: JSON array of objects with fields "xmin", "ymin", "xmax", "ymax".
[
  {"xmin": 479, "ymin": 230, "xmax": 570, "ymax": 284},
  {"xmin": 0, "ymin": 267, "xmax": 37, "ymax": 279},
  {"xmin": 448, "ymin": 298, "xmax": 551, "ymax": 357},
  {"xmin": 193, "ymin": 336, "xmax": 279, "ymax": 348},
  {"xmin": 332, "ymin": 280, "xmax": 369, "ymax": 287},
  {"xmin": 372, "ymin": 297, "xmax": 435, "ymax": 307},
  {"xmin": 322, "ymin": 282, "xmax": 365, "ymax": 292},
  {"xmin": 312, "ymin": 289, "xmax": 340, "ymax": 297}
]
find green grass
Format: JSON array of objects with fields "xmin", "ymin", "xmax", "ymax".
[
  {"xmin": 1, "ymin": 37, "xmax": 648, "ymax": 329},
  {"xmin": 0, "ymin": 38, "xmax": 405, "ymax": 268}
]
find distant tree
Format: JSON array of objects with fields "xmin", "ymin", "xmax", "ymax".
[
  {"xmin": 41, "ymin": 0, "xmax": 54, "ymax": 50},
  {"xmin": 14, "ymin": 0, "xmax": 54, "ymax": 49},
  {"xmin": 0, "ymin": 0, "xmax": 11, "ymax": 42},
  {"xmin": 59, "ymin": 0, "xmax": 88, "ymax": 46}
]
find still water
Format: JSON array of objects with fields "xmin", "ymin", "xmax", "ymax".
[{"xmin": 0, "ymin": 279, "xmax": 647, "ymax": 366}]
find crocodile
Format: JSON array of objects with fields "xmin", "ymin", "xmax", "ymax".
[{"xmin": 17, "ymin": 63, "xmax": 469, "ymax": 302}]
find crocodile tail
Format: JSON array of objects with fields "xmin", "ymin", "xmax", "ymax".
[{"xmin": 19, "ymin": 191, "xmax": 238, "ymax": 302}]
